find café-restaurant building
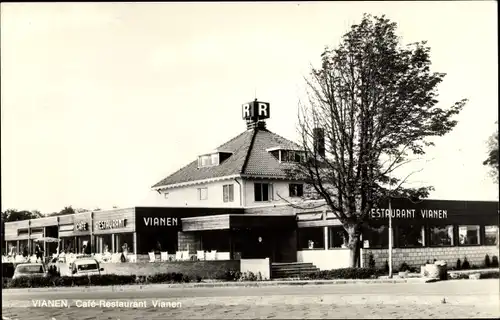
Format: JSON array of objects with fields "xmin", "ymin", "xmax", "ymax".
[{"xmin": 4, "ymin": 100, "xmax": 499, "ymax": 269}]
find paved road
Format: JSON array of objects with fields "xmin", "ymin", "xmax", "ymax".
[{"xmin": 3, "ymin": 280, "xmax": 499, "ymax": 319}]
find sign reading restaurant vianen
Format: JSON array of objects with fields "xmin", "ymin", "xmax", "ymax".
[{"xmin": 370, "ymin": 208, "xmax": 448, "ymax": 219}]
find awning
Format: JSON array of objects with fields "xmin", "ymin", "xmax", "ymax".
[{"xmin": 181, "ymin": 214, "xmax": 296, "ymax": 232}]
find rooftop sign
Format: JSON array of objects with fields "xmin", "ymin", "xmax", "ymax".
[{"xmin": 242, "ymin": 100, "xmax": 270, "ymax": 121}]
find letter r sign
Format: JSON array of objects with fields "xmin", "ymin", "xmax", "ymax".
[{"xmin": 242, "ymin": 103, "xmax": 252, "ymax": 119}]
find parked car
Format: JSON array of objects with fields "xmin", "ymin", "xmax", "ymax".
[
  {"xmin": 69, "ymin": 258, "xmax": 104, "ymax": 277},
  {"xmin": 12, "ymin": 263, "xmax": 48, "ymax": 279}
]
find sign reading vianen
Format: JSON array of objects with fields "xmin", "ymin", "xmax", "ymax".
[
  {"xmin": 143, "ymin": 217, "xmax": 178, "ymax": 227},
  {"xmin": 370, "ymin": 208, "xmax": 448, "ymax": 219}
]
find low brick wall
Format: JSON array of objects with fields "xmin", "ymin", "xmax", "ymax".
[
  {"xmin": 101, "ymin": 260, "xmax": 240, "ymax": 279},
  {"xmin": 360, "ymin": 246, "xmax": 499, "ymax": 270}
]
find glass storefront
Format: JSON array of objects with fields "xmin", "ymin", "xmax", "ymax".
[{"xmin": 363, "ymin": 225, "xmax": 392, "ymax": 248}]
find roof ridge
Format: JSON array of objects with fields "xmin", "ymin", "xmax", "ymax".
[
  {"xmin": 215, "ymin": 129, "xmax": 251, "ymax": 150},
  {"xmin": 240, "ymin": 128, "xmax": 259, "ymax": 174}
]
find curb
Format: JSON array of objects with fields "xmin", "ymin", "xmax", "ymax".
[{"xmin": 2, "ymin": 278, "xmax": 426, "ymax": 293}]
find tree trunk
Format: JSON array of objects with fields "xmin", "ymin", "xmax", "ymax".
[{"xmin": 346, "ymin": 224, "xmax": 362, "ymax": 268}]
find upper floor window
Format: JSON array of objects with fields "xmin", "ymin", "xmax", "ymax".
[
  {"xmin": 223, "ymin": 184, "xmax": 234, "ymax": 203},
  {"xmin": 198, "ymin": 187, "xmax": 208, "ymax": 200},
  {"xmin": 198, "ymin": 151, "xmax": 233, "ymax": 168},
  {"xmin": 254, "ymin": 183, "xmax": 273, "ymax": 202},
  {"xmin": 289, "ymin": 184, "xmax": 304, "ymax": 197},
  {"xmin": 266, "ymin": 147, "xmax": 306, "ymax": 163}
]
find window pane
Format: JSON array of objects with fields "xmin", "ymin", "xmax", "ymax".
[
  {"xmin": 229, "ymin": 184, "xmax": 234, "ymax": 202},
  {"xmin": 397, "ymin": 225, "xmax": 424, "ymax": 247},
  {"xmin": 198, "ymin": 188, "xmax": 208, "ymax": 200},
  {"xmin": 328, "ymin": 226, "xmax": 348, "ymax": 248},
  {"xmin": 363, "ymin": 225, "xmax": 391, "ymax": 248},
  {"xmin": 298, "ymin": 227, "xmax": 325, "ymax": 249},
  {"xmin": 429, "ymin": 225, "xmax": 454, "ymax": 246},
  {"xmin": 262, "ymin": 183, "xmax": 269, "ymax": 201},
  {"xmin": 485, "ymin": 226, "xmax": 499, "ymax": 245},
  {"xmin": 254, "ymin": 183, "xmax": 262, "ymax": 201},
  {"xmin": 458, "ymin": 225, "xmax": 480, "ymax": 245},
  {"xmin": 223, "ymin": 185, "xmax": 228, "ymax": 202},
  {"xmin": 114, "ymin": 233, "xmax": 134, "ymax": 254},
  {"xmin": 211, "ymin": 154, "xmax": 219, "ymax": 165}
]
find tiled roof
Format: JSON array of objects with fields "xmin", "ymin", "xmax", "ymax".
[{"xmin": 151, "ymin": 127, "xmax": 302, "ymax": 188}]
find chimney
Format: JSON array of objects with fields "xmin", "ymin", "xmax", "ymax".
[{"xmin": 313, "ymin": 127, "xmax": 325, "ymax": 157}]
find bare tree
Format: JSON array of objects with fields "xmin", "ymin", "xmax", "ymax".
[{"xmin": 292, "ymin": 14, "xmax": 467, "ymax": 267}]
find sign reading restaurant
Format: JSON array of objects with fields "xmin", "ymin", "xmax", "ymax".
[
  {"xmin": 95, "ymin": 219, "xmax": 127, "ymax": 230},
  {"xmin": 370, "ymin": 208, "xmax": 448, "ymax": 219}
]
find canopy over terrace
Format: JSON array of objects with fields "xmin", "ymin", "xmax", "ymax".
[{"xmin": 180, "ymin": 214, "xmax": 297, "ymax": 262}]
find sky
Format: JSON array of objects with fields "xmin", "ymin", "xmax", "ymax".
[{"xmin": 1, "ymin": 1, "xmax": 498, "ymax": 214}]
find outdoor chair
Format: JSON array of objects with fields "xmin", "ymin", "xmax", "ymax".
[
  {"xmin": 175, "ymin": 251, "xmax": 183, "ymax": 261},
  {"xmin": 182, "ymin": 250, "xmax": 190, "ymax": 261},
  {"xmin": 148, "ymin": 252, "xmax": 156, "ymax": 263},
  {"xmin": 127, "ymin": 254, "xmax": 137, "ymax": 263},
  {"xmin": 160, "ymin": 251, "xmax": 169, "ymax": 262},
  {"xmin": 197, "ymin": 250, "xmax": 205, "ymax": 261},
  {"xmin": 206, "ymin": 250, "xmax": 217, "ymax": 260}
]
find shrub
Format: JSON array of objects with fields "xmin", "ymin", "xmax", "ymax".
[
  {"xmin": 484, "ymin": 255, "xmax": 491, "ymax": 268},
  {"xmin": 456, "ymin": 258, "xmax": 461, "ymax": 270},
  {"xmin": 2, "ymin": 277, "xmax": 12, "ymax": 288},
  {"xmin": 426, "ymin": 260, "xmax": 430, "ymax": 264},
  {"xmin": 399, "ymin": 262, "xmax": 410, "ymax": 272},
  {"xmin": 305, "ymin": 268, "xmax": 383, "ymax": 280},
  {"xmin": 491, "ymin": 256, "xmax": 499, "ymax": 268},
  {"xmin": 368, "ymin": 253, "xmax": 376, "ymax": 269},
  {"xmin": 221, "ymin": 269, "xmax": 241, "ymax": 281},
  {"xmin": 384, "ymin": 260, "xmax": 389, "ymax": 273},
  {"xmin": 146, "ymin": 272, "xmax": 188, "ymax": 284},
  {"xmin": 239, "ymin": 271, "xmax": 258, "ymax": 281},
  {"xmin": 462, "ymin": 257, "xmax": 470, "ymax": 270}
]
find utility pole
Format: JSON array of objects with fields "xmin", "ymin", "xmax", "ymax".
[{"xmin": 388, "ymin": 154, "xmax": 393, "ymax": 279}]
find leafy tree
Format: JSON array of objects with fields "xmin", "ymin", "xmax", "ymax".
[
  {"xmin": 293, "ymin": 14, "xmax": 466, "ymax": 267},
  {"xmin": 483, "ymin": 125, "xmax": 498, "ymax": 183}
]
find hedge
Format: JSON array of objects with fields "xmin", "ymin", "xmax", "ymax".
[{"xmin": 303, "ymin": 268, "xmax": 385, "ymax": 280}]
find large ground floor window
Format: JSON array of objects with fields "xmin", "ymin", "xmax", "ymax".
[
  {"xmin": 397, "ymin": 225, "xmax": 425, "ymax": 247},
  {"xmin": 114, "ymin": 233, "xmax": 134, "ymax": 254},
  {"xmin": 485, "ymin": 225, "xmax": 499, "ymax": 246},
  {"xmin": 458, "ymin": 225, "xmax": 480, "ymax": 245},
  {"xmin": 60, "ymin": 237, "xmax": 76, "ymax": 253},
  {"xmin": 298, "ymin": 227, "xmax": 324, "ymax": 249},
  {"xmin": 363, "ymin": 225, "xmax": 391, "ymax": 248},
  {"xmin": 95, "ymin": 234, "xmax": 112, "ymax": 254},
  {"xmin": 429, "ymin": 225, "xmax": 454, "ymax": 246},
  {"xmin": 201, "ymin": 230, "xmax": 230, "ymax": 252},
  {"xmin": 328, "ymin": 226, "xmax": 348, "ymax": 248}
]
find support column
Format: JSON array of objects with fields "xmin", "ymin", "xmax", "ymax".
[
  {"xmin": 28, "ymin": 220, "xmax": 31, "ymax": 255},
  {"xmin": 90, "ymin": 212, "xmax": 94, "ymax": 254},
  {"xmin": 111, "ymin": 234, "xmax": 115, "ymax": 253},
  {"xmin": 133, "ymin": 232, "xmax": 137, "ymax": 254},
  {"xmin": 324, "ymin": 226, "xmax": 328, "ymax": 250},
  {"xmin": 17, "ymin": 240, "xmax": 19, "ymax": 255},
  {"xmin": 43, "ymin": 227, "xmax": 47, "ymax": 258}
]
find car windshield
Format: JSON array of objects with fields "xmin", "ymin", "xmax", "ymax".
[
  {"xmin": 77, "ymin": 263, "xmax": 98, "ymax": 271},
  {"xmin": 17, "ymin": 265, "xmax": 44, "ymax": 274}
]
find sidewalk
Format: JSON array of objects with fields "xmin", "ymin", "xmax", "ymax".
[{"xmin": 3, "ymin": 277, "xmax": 426, "ymax": 293}]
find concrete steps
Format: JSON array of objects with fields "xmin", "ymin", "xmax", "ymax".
[{"xmin": 271, "ymin": 262, "xmax": 320, "ymax": 278}]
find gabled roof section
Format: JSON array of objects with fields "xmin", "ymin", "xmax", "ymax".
[{"xmin": 151, "ymin": 128, "xmax": 302, "ymax": 188}]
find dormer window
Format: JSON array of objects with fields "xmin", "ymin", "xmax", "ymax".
[
  {"xmin": 198, "ymin": 150, "xmax": 233, "ymax": 168},
  {"xmin": 266, "ymin": 147, "xmax": 305, "ymax": 163}
]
